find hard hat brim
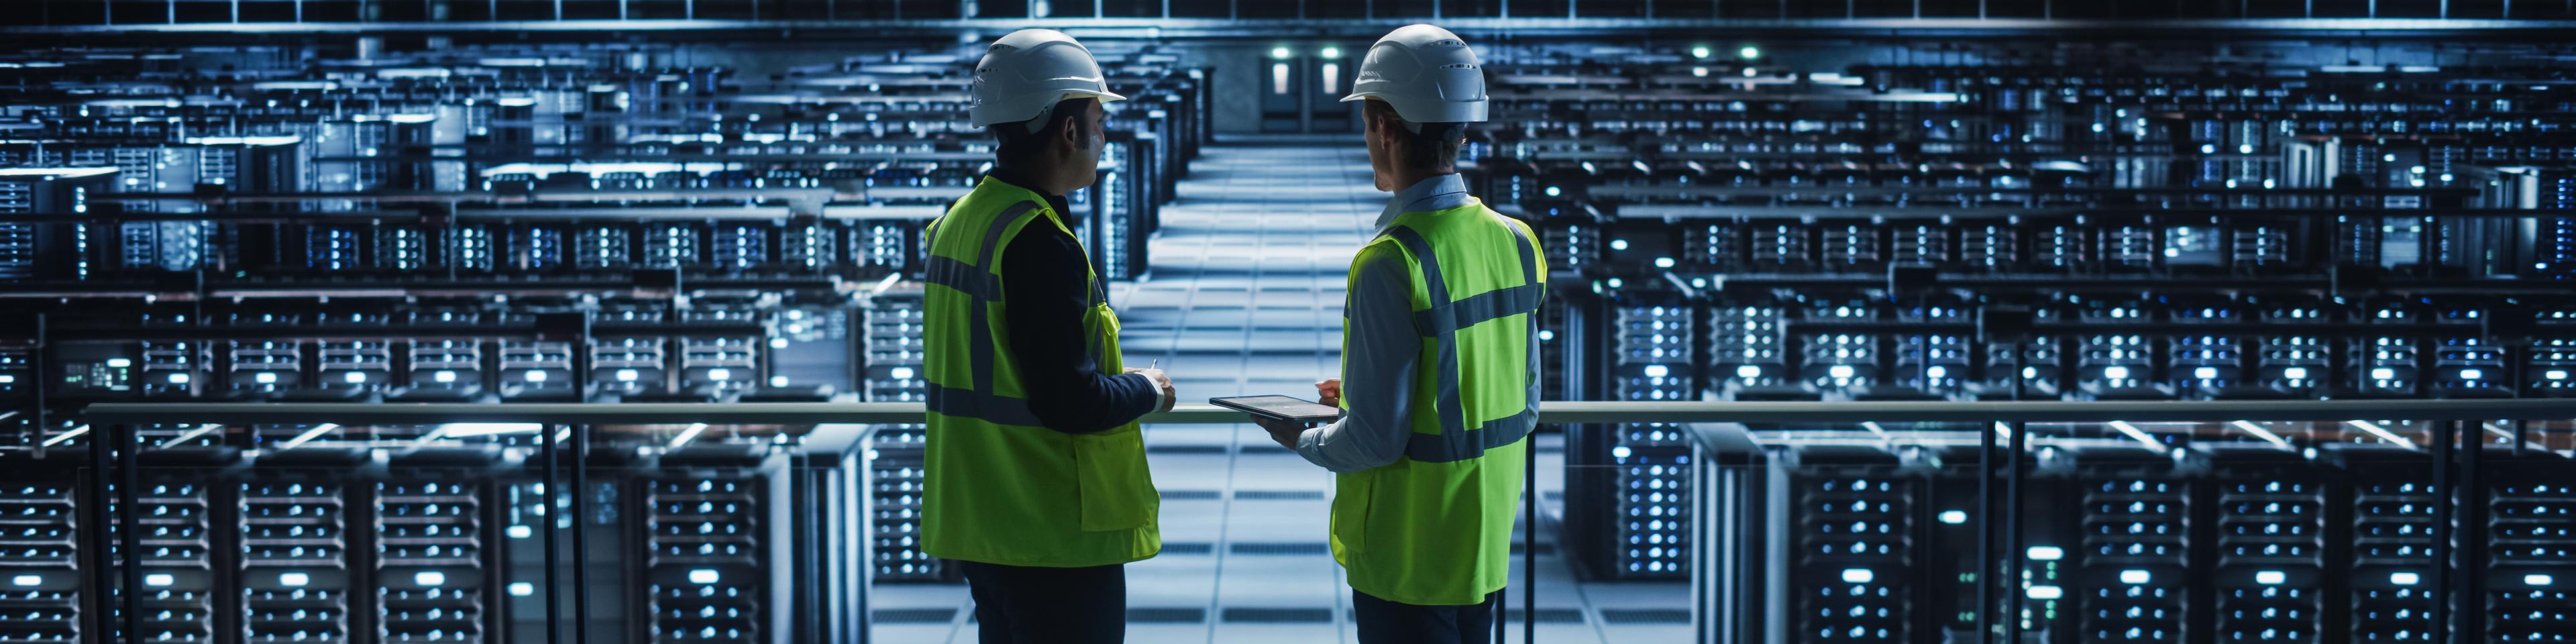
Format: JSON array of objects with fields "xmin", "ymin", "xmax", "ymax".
[{"xmin": 1068, "ymin": 89, "xmax": 1128, "ymax": 103}]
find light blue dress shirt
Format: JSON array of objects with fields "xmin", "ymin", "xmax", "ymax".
[{"xmin": 1293, "ymin": 174, "xmax": 1476, "ymax": 473}]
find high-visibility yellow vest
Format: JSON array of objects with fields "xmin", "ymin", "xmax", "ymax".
[
  {"xmin": 920, "ymin": 176, "xmax": 1160, "ymax": 568},
  {"xmin": 1331, "ymin": 201, "xmax": 1546, "ymax": 605}
]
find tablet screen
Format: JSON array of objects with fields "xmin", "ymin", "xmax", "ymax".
[{"xmin": 1208, "ymin": 395, "xmax": 1342, "ymax": 421}]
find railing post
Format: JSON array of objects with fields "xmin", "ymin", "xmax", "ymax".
[
  {"xmin": 2456, "ymin": 418, "xmax": 2484, "ymax": 643},
  {"xmin": 1975, "ymin": 407, "xmax": 1996, "ymax": 644},
  {"xmin": 2002, "ymin": 417, "xmax": 2025, "ymax": 644},
  {"xmin": 2430, "ymin": 418, "xmax": 2453, "ymax": 644},
  {"xmin": 856, "ymin": 429, "xmax": 877, "ymax": 644},
  {"xmin": 83, "ymin": 412, "xmax": 111, "ymax": 643},
  {"xmin": 542, "ymin": 422, "xmax": 561, "ymax": 644},
  {"xmin": 118, "ymin": 423, "xmax": 142, "ymax": 644},
  {"xmin": 1523, "ymin": 427, "xmax": 1537, "ymax": 643},
  {"xmin": 572, "ymin": 423, "xmax": 590, "ymax": 644},
  {"xmin": 1688, "ymin": 437, "xmax": 1707, "ymax": 643}
]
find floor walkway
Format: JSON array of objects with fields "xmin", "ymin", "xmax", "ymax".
[{"xmin": 869, "ymin": 141, "xmax": 1690, "ymax": 643}]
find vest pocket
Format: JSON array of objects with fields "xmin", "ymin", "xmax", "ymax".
[
  {"xmin": 1329, "ymin": 474, "xmax": 1375, "ymax": 567},
  {"xmin": 1073, "ymin": 428, "xmax": 1155, "ymax": 532}
]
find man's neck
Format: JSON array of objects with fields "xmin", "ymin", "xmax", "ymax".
[{"xmin": 989, "ymin": 163, "xmax": 1062, "ymax": 198}]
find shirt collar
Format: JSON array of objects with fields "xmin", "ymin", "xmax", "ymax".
[
  {"xmin": 979, "ymin": 174, "xmax": 1072, "ymax": 219},
  {"xmin": 1375, "ymin": 174, "xmax": 1472, "ymax": 231}
]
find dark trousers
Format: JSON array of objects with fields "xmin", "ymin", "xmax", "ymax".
[
  {"xmin": 959, "ymin": 560, "xmax": 1126, "ymax": 644},
  {"xmin": 1352, "ymin": 588, "xmax": 1501, "ymax": 644}
]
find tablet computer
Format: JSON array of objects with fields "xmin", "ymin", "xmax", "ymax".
[{"xmin": 1208, "ymin": 395, "xmax": 1342, "ymax": 422}]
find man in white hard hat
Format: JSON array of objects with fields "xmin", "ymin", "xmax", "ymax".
[
  {"xmin": 1250, "ymin": 24, "xmax": 1544, "ymax": 644},
  {"xmin": 920, "ymin": 28, "xmax": 1177, "ymax": 644}
]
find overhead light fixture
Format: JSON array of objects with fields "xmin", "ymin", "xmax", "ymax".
[
  {"xmin": 1320, "ymin": 46, "xmax": 1341, "ymax": 60},
  {"xmin": 279, "ymin": 423, "xmax": 342, "ymax": 449},
  {"xmin": 669, "ymin": 423, "xmax": 711, "ymax": 449},
  {"xmin": 2346, "ymin": 420, "xmax": 2418, "ymax": 449},
  {"xmin": 1739, "ymin": 46, "xmax": 1762, "ymax": 60},
  {"xmin": 1690, "ymin": 46, "xmax": 1712, "ymax": 60},
  {"xmin": 39, "ymin": 425, "xmax": 90, "ymax": 447},
  {"xmin": 2107, "ymin": 421, "xmax": 2169, "ymax": 453},
  {"xmin": 1271, "ymin": 47, "xmax": 1293, "ymax": 60},
  {"xmin": 2228, "ymin": 421, "xmax": 2294, "ymax": 450}
]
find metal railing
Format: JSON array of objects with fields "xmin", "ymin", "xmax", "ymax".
[{"xmin": 72, "ymin": 397, "xmax": 2576, "ymax": 643}]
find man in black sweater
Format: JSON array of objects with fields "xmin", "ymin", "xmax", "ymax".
[
  {"xmin": 918, "ymin": 28, "xmax": 1175, "ymax": 644},
  {"xmin": 987, "ymin": 102, "xmax": 1172, "ymax": 432}
]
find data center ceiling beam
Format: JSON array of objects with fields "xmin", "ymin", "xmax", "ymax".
[{"xmin": 9, "ymin": 17, "xmax": 2576, "ymax": 39}]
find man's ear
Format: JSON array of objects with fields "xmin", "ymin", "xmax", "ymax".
[{"xmin": 1055, "ymin": 113, "xmax": 1084, "ymax": 151}]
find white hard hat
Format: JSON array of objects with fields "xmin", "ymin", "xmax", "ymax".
[
  {"xmin": 969, "ymin": 29, "xmax": 1127, "ymax": 130},
  {"xmin": 1340, "ymin": 24, "xmax": 1488, "ymax": 124}
]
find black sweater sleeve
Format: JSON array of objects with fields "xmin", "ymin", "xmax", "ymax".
[{"xmin": 1000, "ymin": 218, "xmax": 1160, "ymax": 434}]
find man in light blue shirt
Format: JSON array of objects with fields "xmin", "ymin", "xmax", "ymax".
[{"xmin": 1252, "ymin": 23, "xmax": 1543, "ymax": 644}]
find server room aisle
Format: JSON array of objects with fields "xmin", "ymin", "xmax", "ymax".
[{"xmin": 867, "ymin": 142, "xmax": 1689, "ymax": 643}]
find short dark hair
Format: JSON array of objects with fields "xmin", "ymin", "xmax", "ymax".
[
  {"xmin": 990, "ymin": 97, "xmax": 1095, "ymax": 159},
  {"xmin": 1364, "ymin": 100, "xmax": 1467, "ymax": 171}
]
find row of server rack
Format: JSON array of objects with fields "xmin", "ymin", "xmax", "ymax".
[
  {"xmin": 1470, "ymin": 41, "xmax": 2576, "ymax": 642},
  {"xmin": 0, "ymin": 37, "xmax": 1209, "ymax": 643}
]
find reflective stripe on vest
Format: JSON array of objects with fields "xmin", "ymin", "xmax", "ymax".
[
  {"xmin": 925, "ymin": 200, "xmax": 1045, "ymax": 427},
  {"xmin": 1378, "ymin": 217, "xmax": 1544, "ymax": 463}
]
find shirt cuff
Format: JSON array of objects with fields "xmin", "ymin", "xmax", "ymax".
[{"xmin": 1293, "ymin": 417, "xmax": 1346, "ymax": 469}]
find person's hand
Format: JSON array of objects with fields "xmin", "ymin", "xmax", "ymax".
[
  {"xmin": 1130, "ymin": 368, "xmax": 1177, "ymax": 413},
  {"xmin": 1314, "ymin": 378, "xmax": 1343, "ymax": 407},
  {"xmin": 1251, "ymin": 416, "xmax": 1306, "ymax": 449}
]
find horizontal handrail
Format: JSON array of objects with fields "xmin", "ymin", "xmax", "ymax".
[{"xmin": 80, "ymin": 398, "xmax": 2576, "ymax": 425}]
